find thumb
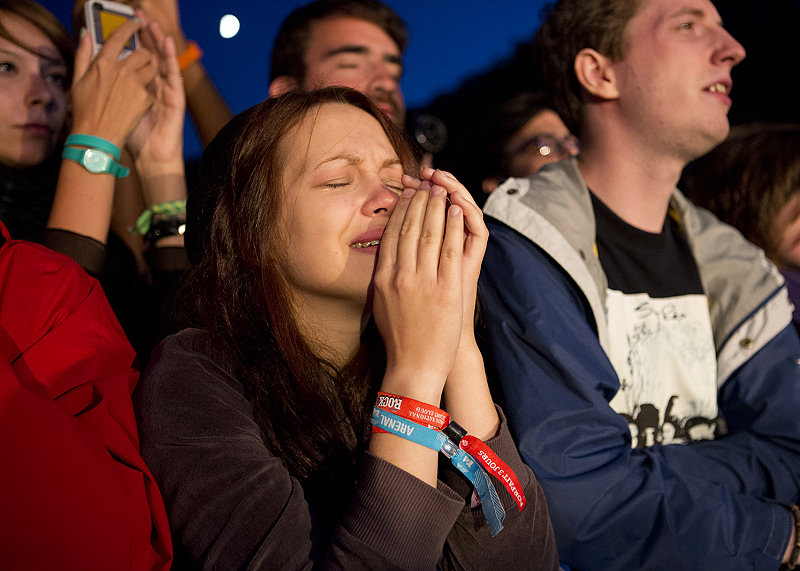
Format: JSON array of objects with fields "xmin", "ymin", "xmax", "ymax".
[{"xmin": 72, "ymin": 28, "xmax": 93, "ymax": 87}]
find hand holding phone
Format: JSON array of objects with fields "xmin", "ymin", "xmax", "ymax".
[{"xmin": 84, "ymin": 0, "xmax": 139, "ymax": 59}]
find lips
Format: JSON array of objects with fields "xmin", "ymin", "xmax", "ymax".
[
  {"xmin": 19, "ymin": 123, "xmax": 53, "ymax": 137},
  {"xmin": 370, "ymin": 95, "xmax": 398, "ymax": 122},
  {"xmin": 378, "ymin": 103, "xmax": 394, "ymax": 119},
  {"xmin": 703, "ymin": 79, "xmax": 732, "ymax": 95},
  {"xmin": 350, "ymin": 227, "xmax": 385, "ymax": 249}
]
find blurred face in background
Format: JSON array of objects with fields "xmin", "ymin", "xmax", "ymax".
[
  {"xmin": 482, "ymin": 109, "xmax": 578, "ymax": 193},
  {"xmin": 771, "ymin": 191, "xmax": 800, "ymax": 271},
  {"xmin": 504, "ymin": 109, "xmax": 578, "ymax": 177},
  {"xmin": 0, "ymin": 11, "xmax": 68, "ymax": 168},
  {"xmin": 300, "ymin": 17, "xmax": 405, "ymax": 126}
]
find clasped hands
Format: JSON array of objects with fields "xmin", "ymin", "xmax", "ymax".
[{"xmin": 373, "ymin": 167, "xmax": 488, "ymax": 406}]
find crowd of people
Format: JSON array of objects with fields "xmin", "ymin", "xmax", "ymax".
[{"xmin": 0, "ymin": 0, "xmax": 798, "ymax": 570}]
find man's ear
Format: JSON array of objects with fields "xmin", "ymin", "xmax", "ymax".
[
  {"xmin": 574, "ymin": 48, "xmax": 619, "ymax": 100},
  {"xmin": 269, "ymin": 76, "xmax": 300, "ymax": 98}
]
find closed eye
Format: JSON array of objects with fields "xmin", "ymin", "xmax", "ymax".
[{"xmin": 322, "ymin": 181, "xmax": 351, "ymax": 189}]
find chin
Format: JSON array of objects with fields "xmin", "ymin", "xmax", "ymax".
[
  {"xmin": 686, "ymin": 128, "xmax": 730, "ymax": 162},
  {"xmin": 709, "ymin": 118, "xmax": 732, "ymax": 145},
  {"xmin": 2, "ymin": 154, "xmax": 47, "ymax": 170}
]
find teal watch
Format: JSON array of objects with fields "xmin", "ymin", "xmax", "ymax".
[{"xmin": 62, "ymin": 146, "xmax": 130, "ymax": 178}]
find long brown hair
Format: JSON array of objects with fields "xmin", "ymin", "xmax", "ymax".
[{"xmin": 181, "ymin": 87, "xmax": 418, "ymax": 483}]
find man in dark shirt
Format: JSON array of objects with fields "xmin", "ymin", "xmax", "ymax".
[{"xmin": 479, "ymin": 0, "xmax": 800, "ymax": 568}]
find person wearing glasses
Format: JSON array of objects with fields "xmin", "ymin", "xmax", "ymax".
[
  {"xmin": 449, "ymin": 92, "xmax": 577, "ymax": 208},
  {"xmin": 480, "ymin": 92, "xmax": 578, "ymax": 195}
]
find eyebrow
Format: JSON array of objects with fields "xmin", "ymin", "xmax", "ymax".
[
  {"xmin": 313, "ymin": 154, "xmax": 402, "ymax": 170},
  {"xmin": 668, "ymin": 7, "xmax": 723, "ymax": 25},
  {"xmin": 324, "ymin": 45, "xmax": 403, "ymax": 66}
]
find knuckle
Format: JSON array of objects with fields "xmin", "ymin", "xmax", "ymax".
[
  {"xmin": 398, "ymin": 221, "xmax": 415, "ymax": 237},
  {"xmin": 419, "ymin": 229, "xmax": 439, "ymax": 247},
  {"xmin": 440, "ymin": 244, "xmax": 461, "ymax": 262},
  {"xmin": 393, "ymin": 273, "xmax": 415, "ymax": 291}
]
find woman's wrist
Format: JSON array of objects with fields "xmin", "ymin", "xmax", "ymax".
[
  {"xmin": 380, "ymin": 369, "xmax": 445, "ymax": 407},
  {"xmin": 132, "ymin": 157, "xmax": 184, "ymax": 181},
  {"xmin": 133, "ymin": 158, "xmax": 186, "ymax": 200},
  {"xmin": 442, "ymin": 345, "xmax": 499, "ymax": 440},
  {"xmin": 172, "ymin": 33, "xmax": 189, "ymax": 54}
]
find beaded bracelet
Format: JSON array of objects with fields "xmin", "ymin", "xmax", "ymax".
[{"xmin": 134, "ymin": 199, "xmax": 187, "ymax": 235}]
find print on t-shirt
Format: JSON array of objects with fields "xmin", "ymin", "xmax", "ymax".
[{"xmin": 605, "ymin": 290, "xmax": 718, "ymax": 447}]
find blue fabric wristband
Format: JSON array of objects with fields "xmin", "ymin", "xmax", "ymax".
[{"xmin": 371, "ymin": 407, "xmax": 506, "ymax": 536}]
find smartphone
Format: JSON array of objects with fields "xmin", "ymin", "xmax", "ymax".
[{"xmin": 84, "ymin": 0, "xmax": 138, "ymax": 59}]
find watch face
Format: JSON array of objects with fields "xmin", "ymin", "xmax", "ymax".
[{"xmin": 84, "ymin": 148, "xmax": 111, "ymax": 173}]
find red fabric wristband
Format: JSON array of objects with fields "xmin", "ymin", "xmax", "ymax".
[
  {"xmin": 372, "ymin": 392, "xmax": 527, "ymax": 511},
  {"xmin": 373, "ymin": 392, "xmax": 449, "ymax": 433},
  {"xmin": 460, "ymin": 435, "xmax": 526, "ymax": 511}
]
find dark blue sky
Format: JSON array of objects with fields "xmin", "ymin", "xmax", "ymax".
[{"xmin": 40, "ymin": 1, "xmax": 549, "ymax": 159}]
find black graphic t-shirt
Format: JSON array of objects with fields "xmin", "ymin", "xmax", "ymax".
[{"xmin": 591, "ymin": 192, "xmax": 719, "ymax": 448}]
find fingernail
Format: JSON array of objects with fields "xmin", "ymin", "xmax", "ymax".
[
  {"xmin": 449, "ymin": 205, "xmax": 462, "ymax": 216},
  {"xmin": 80, "ymin": 27, "xmax": 86, "ymax": 39},
  {"xmin": 430, "ymin": 185, "xmax": 444, "ymax": 197},
  {"xmin": 418, "ymin": 180, "xmax": 432, "ymax": 191},
  {"xmin": 402, "ymin": 187, "xmax": 415, "ymax": 198}
]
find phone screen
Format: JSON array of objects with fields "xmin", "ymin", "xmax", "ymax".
[{"xmin": 90, "ymin": 2, "xmax": 136, "ymax": 51}]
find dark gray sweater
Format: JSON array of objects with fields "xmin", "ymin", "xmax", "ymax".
[{"xmin": 134, "ymin": 328, "xmax": 558, "ymax": 570}]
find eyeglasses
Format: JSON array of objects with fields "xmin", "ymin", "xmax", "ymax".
[{"xmin": 512, "ymin": 134, "xmax": 580, "ymax": 159}]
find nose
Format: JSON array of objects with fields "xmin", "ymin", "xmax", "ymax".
[
  {"xmin": 25, "ymin": 72, "xmax": 54, "ymax": 108},
  {"xmin": 714, "ymin": 27, "xmax": 746, "ymax": 67},
  {"xmin": 362, "ymin": 182, "xmax": 400, "ymax": 216},
  {"xmin": 368, "ymin": 61, "xmax": 400, "ymax": 97}
]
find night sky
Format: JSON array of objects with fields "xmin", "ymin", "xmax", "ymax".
[{"xmin": 38, "ymin": 1, "xmax": 800, "ymax": 161}]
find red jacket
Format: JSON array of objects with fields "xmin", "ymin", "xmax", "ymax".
[{"xmin": 0, "ymin": 222, "xmax": 171, "ymax": 570}]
